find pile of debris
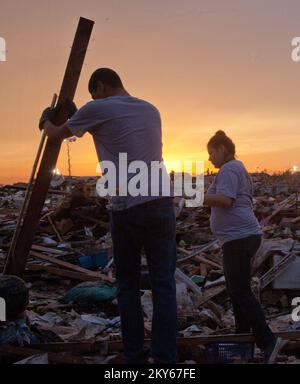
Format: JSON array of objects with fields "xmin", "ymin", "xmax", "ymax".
[{"xmin": 0, "ymin": 172, "xmax": 300, "ymax": 364}]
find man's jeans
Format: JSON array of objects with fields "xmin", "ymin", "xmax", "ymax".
[
  {"xmin": 111, "ymin": 197, "xmax": 177, "ymax": 363},
  {"xmin": 222, "ymin": 235, "xmax": 275, "ymax": 349}
]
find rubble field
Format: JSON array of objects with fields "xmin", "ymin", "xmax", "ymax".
[{"xmin": 0, "ymin": 172, "xmax": 300, "ymax": 364}]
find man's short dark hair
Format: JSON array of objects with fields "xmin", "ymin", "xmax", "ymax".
[
  {"xmin": 0, "ymin": 275, "xmax": 29, "ymax": 321},
  {"xmin": 88, "ymin": 68, "xmax": 124, "ymax": 93}
]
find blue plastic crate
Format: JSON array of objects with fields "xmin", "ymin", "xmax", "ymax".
[{"xmin": 205, "ymin": 342, "xmax": 254, "ymax": 364}]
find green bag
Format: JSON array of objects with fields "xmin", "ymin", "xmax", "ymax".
[{"xmin": 61, "ymin": 282, "xmax": 117, "ymax": 304}]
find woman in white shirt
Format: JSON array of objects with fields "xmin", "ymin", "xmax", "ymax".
[{"xmin": 203, "ymin": 130, "xmax": 282, "ymax": 363}]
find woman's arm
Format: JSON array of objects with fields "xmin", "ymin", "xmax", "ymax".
[{"xmin": 204, "ymin": 193, "xmax": 234, "ymax": 208}]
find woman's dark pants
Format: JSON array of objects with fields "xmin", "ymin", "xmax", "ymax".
[{"xmin": 222, "ymin": 235, "xmax": 275, "ymax": 349}]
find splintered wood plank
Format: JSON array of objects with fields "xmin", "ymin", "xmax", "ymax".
[
  {"xmin": 196, "ymin": 284, "xmax": 226, "ymax": 305},
  {"xmin": 26, "ymin": 264, "xmax": 101, "ymax": 282},
  {"xmin": 30, "ymin": 250, "xmax": 115, "ymax": 283}
]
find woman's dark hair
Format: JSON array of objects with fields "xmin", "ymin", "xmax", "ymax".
[
  {"xmin": 207, "ymin": 130, "xmax": 236, "ymax": 158},
  {"xmin": 88, "ymin": 68, "xmax": 124, "ymax": 93}
]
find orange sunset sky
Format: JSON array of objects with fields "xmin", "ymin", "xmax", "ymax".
[{"xmin": 0, "ymin": 0, "xmax": 300, "ymax": 184}]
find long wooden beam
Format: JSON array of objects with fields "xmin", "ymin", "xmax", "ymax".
[
  {"xmin": 4, "ymin": 17, "xmax": 94, "ymax": 276},
  {"xmin": 0, "ymin": 345, "xmax": 85, "ymax": 364},
  {"xmin": 19, "ymin": 330, "xmax": 300, "ymax": 355}
]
